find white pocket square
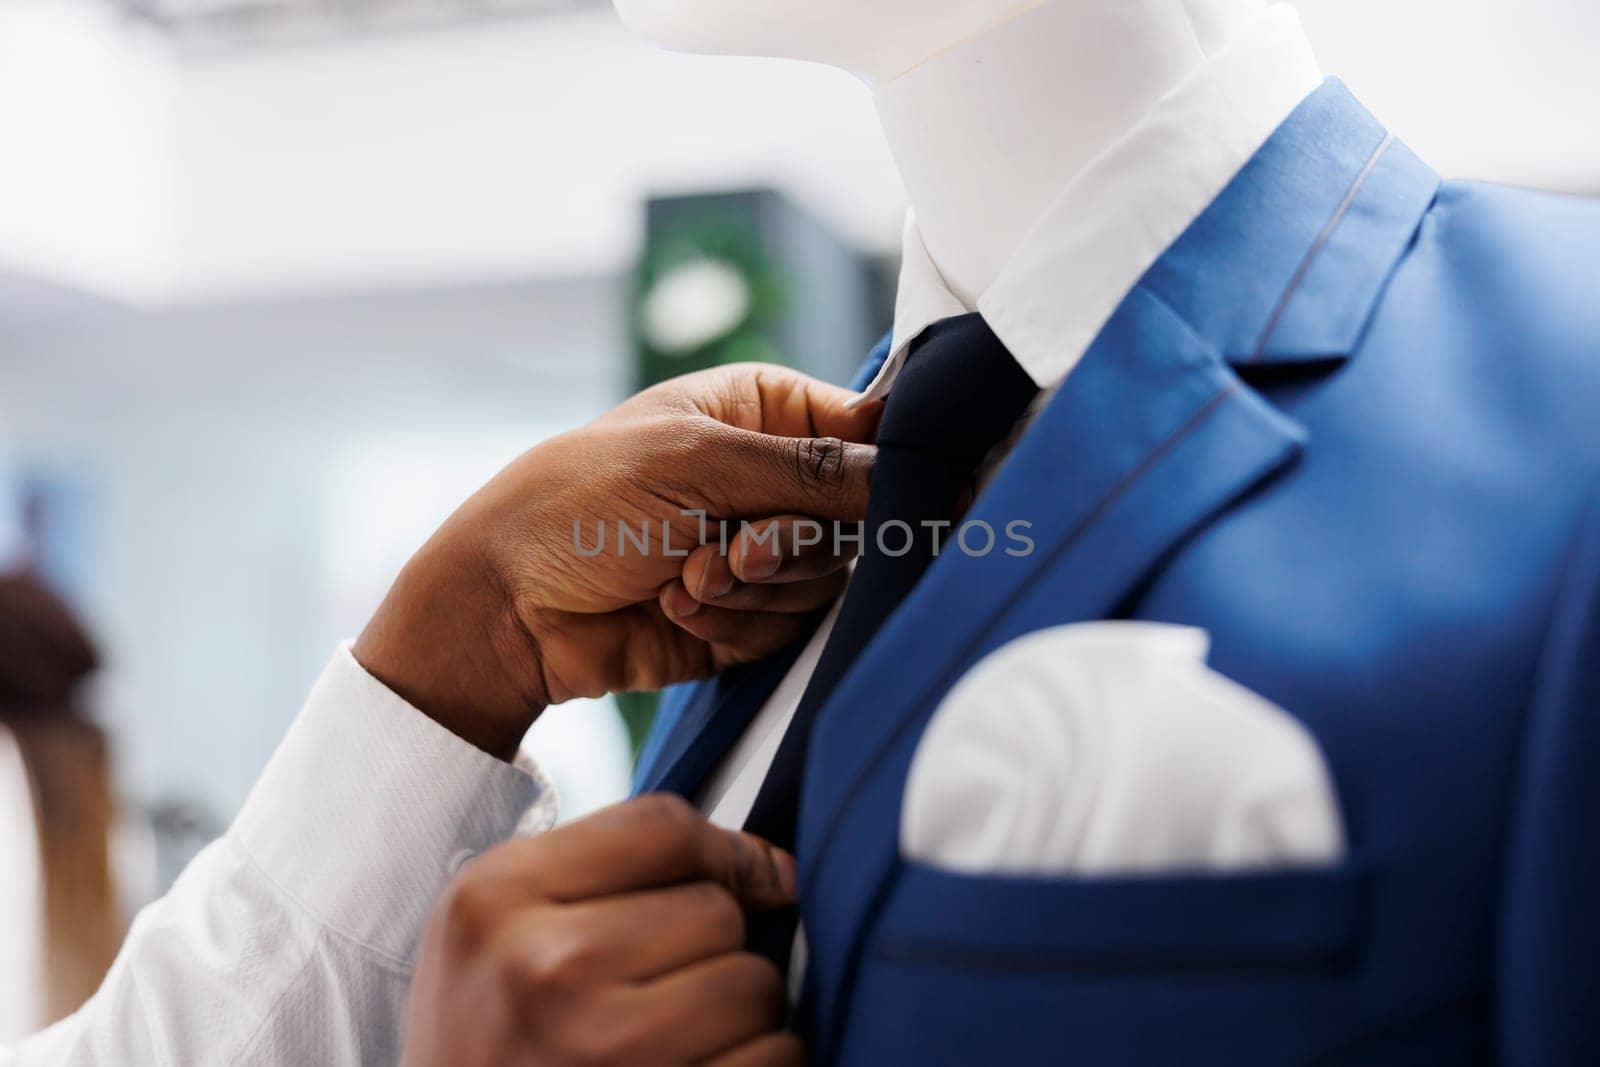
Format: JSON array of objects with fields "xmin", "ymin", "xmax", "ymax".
[{"xmin": 900, "ymin": 622, "xmax": 1346, "ymax": 875}]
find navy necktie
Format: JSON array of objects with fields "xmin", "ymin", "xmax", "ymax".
[{"xmin": 742, "ymin": 313, "xmax": 1038, "ymax": 968}]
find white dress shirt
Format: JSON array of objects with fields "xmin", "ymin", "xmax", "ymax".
[
  {"xmin": 3, "ymin": 645, "xmax": 555, "ymax": 1066},
  {"xmin": 698, "ymin": 4, "xmax": 1322, "ymax": 828}
]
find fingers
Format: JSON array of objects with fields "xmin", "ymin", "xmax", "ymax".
[
  {"xmin": 672, "ymin": 549, "xmax": 849, "ymax": 613},
  {"xmin": 685, "ymin": 568, "xmax": 848, "ymax": 615},
  {"xmin": 659, "ymin": 582, "xmax": 821, "ymax": 655},
  {"xmin": 756, "ymin": 366, "xmax": 882, "ymax": 444},
  {"xmin": 505, "ymin": 880, "xmax": 748, "ymax": 984},
  {"xmin": 661, "ymin": 365, "xmax": 881, "ymax": 522},
  {"xmin": 690, "ymin": 364, "xmax": 883, "ymax": 446},
  {"xmin": 633, "ymin": 365, "xmax": 883, "ymax": 527},
  {"xmin": 689, "ymin": 516, "xmax": 860, "ymax": 591},
  {"xmin": 622, "ymin": 952, "xmax": 788, "ymax": 1063},
  {"xmin": 663, "ymin": 517, "xmax": 853, "ymax": 652},
  {"xmin": 707, "ymin": 1032, "xmax": 808, "ymax": 1067},
  {"xmin": 762, "ymin": 369, "xmax": 882, "ymax": 446},
  {"xmin": 413, "ymin": 793, "xmax": 801, "ymax": 1066},
  {"xmin": 506, "ymin": 794, "xmax": 797, "ymax": 907}
]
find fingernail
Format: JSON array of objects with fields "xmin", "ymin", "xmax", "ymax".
[
  {"xmin": 667, "ymin": 588, "xmax": 701, "ymax": 617},
  {"xmin": 741, "ymin": 545, "xmax": 781, "ymax": 580},
  {"xmin": 697, "ymin": 567, "xmax": 735, "ymax": 602}
]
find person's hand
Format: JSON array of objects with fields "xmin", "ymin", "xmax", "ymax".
[
  {"xmin": 400, "ymin": 794, "xmax": 805, "ymax": 1067},
  {"xmin": 353, "ymin": 364, "xmax": 879, "ymax": 758}
]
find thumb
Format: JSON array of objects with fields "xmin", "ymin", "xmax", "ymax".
[
  {"xmin": 710, "ymin": 427, "xmax": 875, "ymax": 523},
  {"xmin": 717, "ymin": 830, "xmax": 801, "ymax": 911},
  {"xmin": 690, "ymin": 363, "xmax": 883, "ymax": 445}
]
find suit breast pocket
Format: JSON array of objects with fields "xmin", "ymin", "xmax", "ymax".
[{"xmin": 842, "ymin": 861, "xmax": 1369, "ymax": 1066}]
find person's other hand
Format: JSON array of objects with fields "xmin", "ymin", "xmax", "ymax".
[
  {"xmin": 400, "ymin": 794, "xmax": 805, "ymax": 1067},
  {"xmin": 353, "ymin": 364, "xmax": 879, "ymax": 758}
]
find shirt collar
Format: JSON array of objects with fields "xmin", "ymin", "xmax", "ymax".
[{"xmin": 859, "ymin": 3, "xmax": 1322, "ymax": 403}]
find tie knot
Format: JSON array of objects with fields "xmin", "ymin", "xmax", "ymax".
[{"xmin": 876, "ymin": 313, "xmax": 1039, "ymax": 465}]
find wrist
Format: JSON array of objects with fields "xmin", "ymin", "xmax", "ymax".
[{"xmin": 353, "ymin": 538, "xmax": 549, "ymax": 761}]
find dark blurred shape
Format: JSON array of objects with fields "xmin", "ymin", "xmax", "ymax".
[
  {"xmin": 0, "ymin": 572, "xmax": 122, "ymax": 1024},
  {"xmin": 0, "ymin": 574, "xmax": 98, "ymax": 711}
]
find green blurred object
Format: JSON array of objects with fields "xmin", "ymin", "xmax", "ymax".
[
  {"xmin": 616, "ymin": 690, "xmax": 663, "ymax": 761},
  {"xmin": 632, "ymin": 200, "xmax": 790, "ymax": 389},
  {"xmin": 623, "ymin": 189, "xmax": 897, "ymax": 766}
]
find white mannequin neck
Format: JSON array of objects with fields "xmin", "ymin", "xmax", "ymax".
[{"xmin": 874, "ymin": 0, "xmax": 1266, "ymax": 306}]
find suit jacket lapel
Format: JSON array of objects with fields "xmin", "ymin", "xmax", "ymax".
[{"xmin": 633, "ymin": 639, "xmax": 811, "ymax": 797}]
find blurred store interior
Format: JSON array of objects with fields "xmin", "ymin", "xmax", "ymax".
[{"xmin": 0, "ymin": 0, "xmax": 1596, "ymax": 936}]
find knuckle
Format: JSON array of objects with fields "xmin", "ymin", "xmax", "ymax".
[
  {"xmin": 529, "ymin": 931, "xmax": 603, "ymax": 992},
  {"xmin": 560, "ymin": 1022, "xmax": 626, "ymax": 1067},
  {"xmin": 748, "ymin": 954, "xmax": 787, "ymax": 998},
  {"xmin": 497, "ymin": 946, "xmax": 547, "ymax": 997},
  {"xmin": 717, "ymin": 953, "xmax": 787, "ymax": 1025},
  {"xmin": 551, "ymin": 995, "xmax": 637, "ymax": 1066},
  {"xmin": 592, "ymin": 1019, "xmax": 650, "ymax": 1065},
  {"xmin": 621, "ymin": 793, "xmax": 708, "ymax": 868},
  {"xmin": 668, "ymin": 417, "xmax": 723, "ymax": 464},
  {"xmin": 616, "ymin": 415, "xmax": 711, "ymax": 492},
  {"xmin": 724, "ymin": 951, "xmax": 785, "ymax": 1000},
  {"xmin": 629, "ymin": 792, "xmax": 699, "ymax": 836},
  {"xmin": 498, "ymin": 931, "xmax": 583, "ymax": 1001},
  {"xmin": 794, "ymin": 436, "xmax": 849, "ymax": 494},
  {"xmin": 765, "ymin": 1032, "xmax": 808, "ymax": 1066},
  {"xmin": 690, "ymin": 881, "xmax": 746, "ymax": 944},
  {"xmin": 437, "ymin": 877, "xmax": 503, "ymax": 951}
]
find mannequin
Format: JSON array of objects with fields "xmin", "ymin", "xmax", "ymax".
[
  {"xmin": 620, "ymin": 4, "xmax": 1600, "ymax": 1062},
  {"xmin": 613, "ymin": 0, "xmax": 1270, "ymax": 305}
]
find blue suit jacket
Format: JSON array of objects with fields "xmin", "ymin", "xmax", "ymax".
[{"xmin": 633, "ymin": 81, "xmax": 1600, "ymax": 1064}]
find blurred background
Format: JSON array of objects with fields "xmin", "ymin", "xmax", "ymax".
[{"xmin": 0, "ymin": 0, "xmax": 1596, "ymax": 1038}]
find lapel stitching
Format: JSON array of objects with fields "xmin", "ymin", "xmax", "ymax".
[{"xmin": 1247, "ymin": 132, "xmax": 1396, "ymax": 363}]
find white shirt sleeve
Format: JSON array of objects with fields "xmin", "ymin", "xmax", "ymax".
[{"xmin": 4, "ymin": 642, "xmax": 558, "ymax": 1067}]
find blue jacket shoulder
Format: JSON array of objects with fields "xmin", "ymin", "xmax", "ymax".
[
  {"xmin": 1410, "ymin": 181, "xmax": 1600, "ymax": 460},
  {"xmin": 1426, "ymin": 181, "xmax": 1600, "ymax": 362}
]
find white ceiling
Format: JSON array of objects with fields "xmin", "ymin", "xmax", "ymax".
[
  {"xmin": 115, "ymin": 0, "xmax": 604, "ymax": 52},
  {"xmin": 0, "ymin": 0, "xmax": 1596, "ymax": 313}
]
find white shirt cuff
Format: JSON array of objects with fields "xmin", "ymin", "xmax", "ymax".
[{"xmin": 229, "ymin": 642, "xmax": 558, "ymax": 967}]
